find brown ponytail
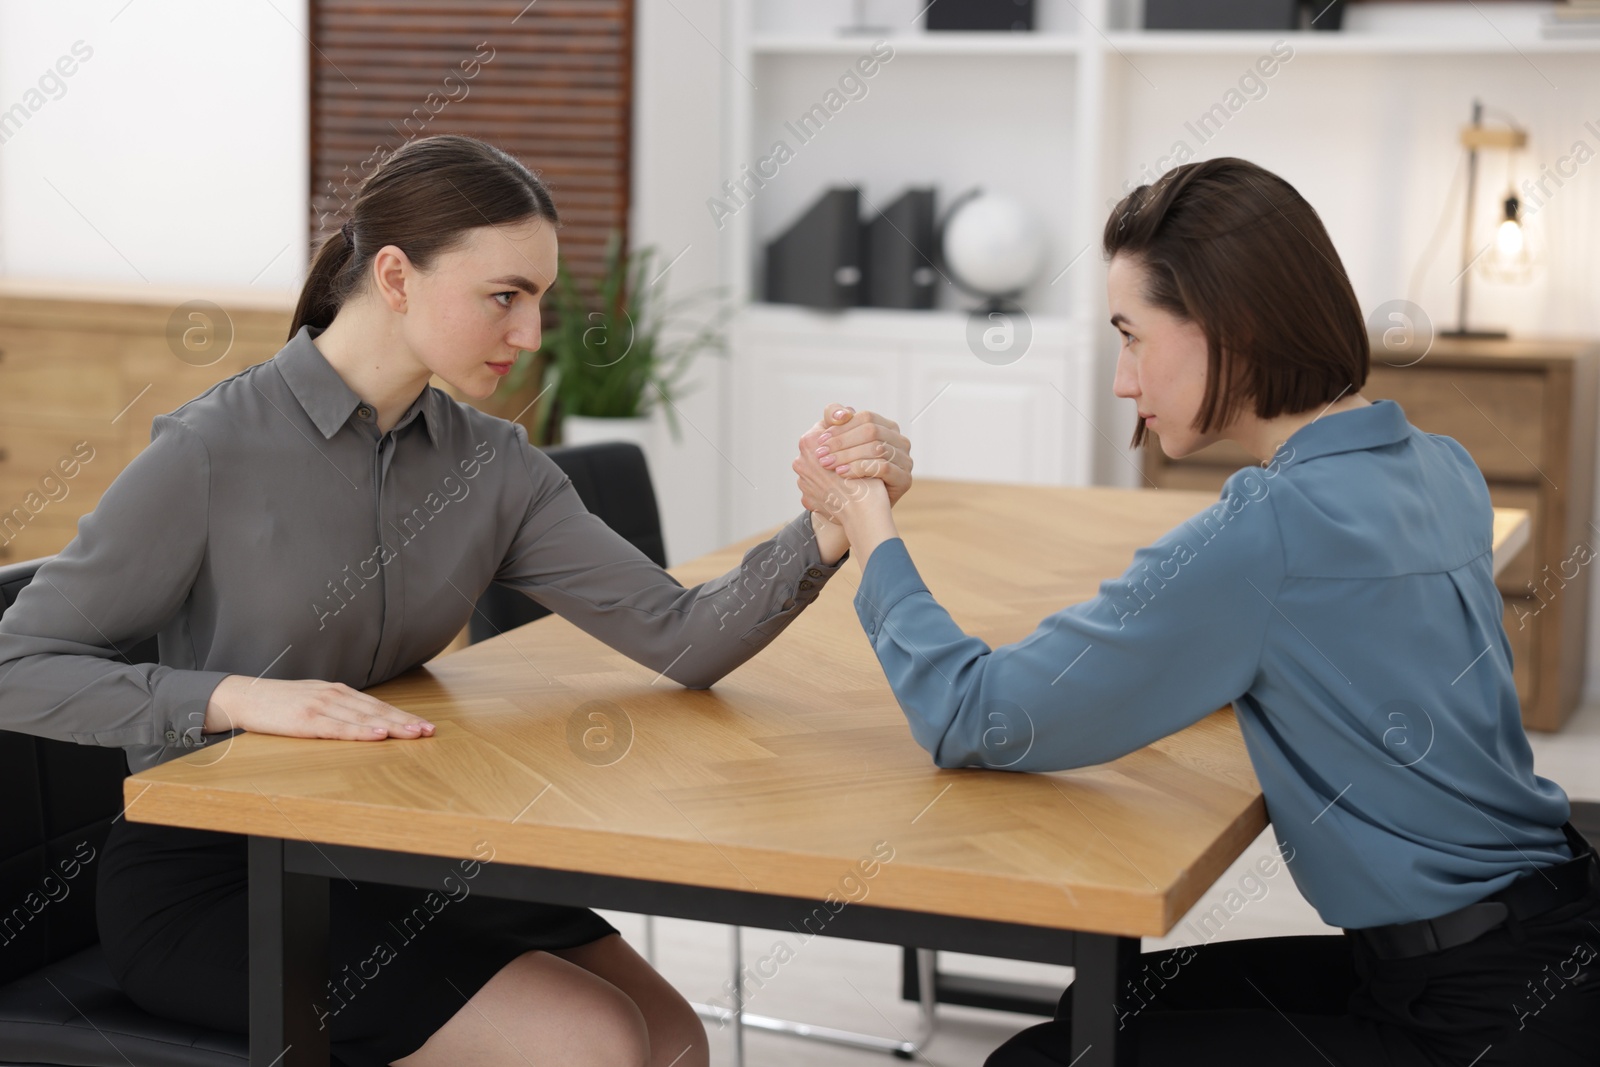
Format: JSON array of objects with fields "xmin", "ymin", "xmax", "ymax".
[{"xmin": 290, "ymin": 134, "xmax": 560, "ymax": 339}]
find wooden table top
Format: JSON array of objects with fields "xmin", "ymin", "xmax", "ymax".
[{"xmin": 125, "ymin": 482, "xmax": 1530, "ymax": 939}]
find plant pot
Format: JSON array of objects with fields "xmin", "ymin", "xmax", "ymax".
[{"xmin": 561, "ymin": 414, "xmax": 654, "ymax": 450}]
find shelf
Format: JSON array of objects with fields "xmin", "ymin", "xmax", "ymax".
[
  {"xmin": 752, "ymin": 13, "xmax": 1600, "ymax": 57},
  {"xmin": 735, "ymin": 303, "xmax": 1081, "ymax": 347},
  {"xmin": 1101, "ymin": 29, "xmax": 1600, "ymax": 54},
  {"xmin": 751, "ymin": 32, "xmax": 1084, "ymax": 57},
  {"xmin": 1102, "ymin": 4, "xmax": 1600, "ymax": 55}
]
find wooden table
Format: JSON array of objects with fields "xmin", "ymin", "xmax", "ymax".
[{"xmin": 123, "ymin": 483, "xmax": 1531, "ymax": 1067}]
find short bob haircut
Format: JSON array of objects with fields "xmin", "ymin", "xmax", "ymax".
[{"xmin": 1102, "ymin": 157, "xmax": 1370, "ymax": 449}]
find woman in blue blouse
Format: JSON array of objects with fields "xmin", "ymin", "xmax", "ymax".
[{"xmin": 794, "ymin": 157, "xmax": 1599, "ymax": 1065}]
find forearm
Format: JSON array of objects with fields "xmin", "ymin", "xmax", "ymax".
[
  {"xmin": 810, "ymin": 511, "xmax": 851, "ymax": 565},
  {"xmin": 203, "ymin": 674, "xmax": 246, "ymax": 733},
  {"xmin": 838, "ymin": 494, "xmax": 900, "ymax": 577},
  {"xmin": 509, "ymin": 505, "xmax": 849, "ymax": 688},
  {"xmin": 658, "ymin": 510, "xmax": 846, "ymax": 685},
  {"xmin": 0, "ymin": 640, "xmax": 229, "ymax": 748}
]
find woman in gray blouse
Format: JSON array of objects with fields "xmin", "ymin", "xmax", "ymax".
[{"xmin": 0, "ymin": 134, "xmax": 912, "ymax": 1067}]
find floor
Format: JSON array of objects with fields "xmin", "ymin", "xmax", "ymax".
[{"xmin": 592, "ymin": 701, "xmax": 1600, "ymax": 1066}]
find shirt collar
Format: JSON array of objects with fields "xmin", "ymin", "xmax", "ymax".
[
  {"xmin": 1276, "ymin": 398, "xmax": 1411, "ymax": 465},
  {"xmin": 275, "ymin": 324, "xmax": 442, "ymax": 448}
]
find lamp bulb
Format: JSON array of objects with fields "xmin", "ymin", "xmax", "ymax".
[{"xmin": 1495, "ymin": 218, "xmax": 1524, "ymax": 258}]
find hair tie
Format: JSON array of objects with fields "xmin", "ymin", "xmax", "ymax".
[{"xmin": 340, "ymin": 219, "xmax": 355, "ymax": 245}]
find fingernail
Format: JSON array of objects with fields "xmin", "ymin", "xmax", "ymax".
[
  {"xmin": 815, "ymin": 446, "xmax": 829, "ymax": 456},
  {"xmin": 838, "ymin": 463, "xmax": 851, "ymax": 473},
  {"xmin": 373, "ymin": 726, "xmax": 386, "ymax": 735},
  {"xmin": 833, "ymin": 409, "xmax": 848, "ymax": 420},
  {"xmin": 819, "ymin": 432, "xmax": 831, "ymax": 442}
]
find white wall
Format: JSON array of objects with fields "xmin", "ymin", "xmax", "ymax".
[{"xmin": 0, "ymin": 0, "xmax": 307, "ymax": 293}]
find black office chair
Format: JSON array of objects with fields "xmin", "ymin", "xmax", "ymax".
[
  {"xmin": 469, "ymin": 441, "xmax": 667, "ymax": 643},
  {"xmin": 0, "ymin": 555, "xmax": 248, "ymax": 1066},
  {"xmin": 1572, "ymin": 799, "xmax": 1600, "ymax": 850}
]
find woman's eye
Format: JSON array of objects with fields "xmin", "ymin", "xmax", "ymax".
[
  {"xmin": 493, "ymin": 291, "xmax": 516, "ymax": 307},
  {"xmin": 1119, "ymin": 330, "xmax": 1134, "ymax": 346}
]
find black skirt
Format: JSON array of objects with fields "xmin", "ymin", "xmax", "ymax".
[{"xmin": 94, "ymin": 818, "xmax": 619, "ymax": 1067}]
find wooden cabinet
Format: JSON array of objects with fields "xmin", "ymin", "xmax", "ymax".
[
  {"xmin": 0, "ymin": 284, "xmax": 294, "ymax": 567},
  {"xmin": 1142, "ymin": 338, "xmax": 1599, "ymax": 732}
]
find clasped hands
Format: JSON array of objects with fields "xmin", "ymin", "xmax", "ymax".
[{"xmin": 793, "ymin": 403, "xmax": 909, "ymax": 568}]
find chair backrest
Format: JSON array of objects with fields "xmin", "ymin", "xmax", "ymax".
[
  {"xmin": 469, "ymin": 440, "xmax": 666, "ymax": 644},
  {"xmin": 0, "ymin": 556, "xmax": 157, "ymax": 986}
]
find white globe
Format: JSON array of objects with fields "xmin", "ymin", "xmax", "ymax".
[{"xmin": 942, "ymin": 192, "xmax": 1048, "ymax": 297}]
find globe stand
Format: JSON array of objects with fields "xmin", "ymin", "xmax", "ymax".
[{"xmin": 970, "ymin": 294, "xmax": 1025, "ymax": 317}]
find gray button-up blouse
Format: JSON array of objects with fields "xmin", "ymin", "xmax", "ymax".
[{"xmin": 0, "ymin": 325, "xmax": 845, "ymax": 773}]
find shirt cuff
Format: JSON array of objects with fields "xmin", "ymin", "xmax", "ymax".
[
  {"xmin": 152, "ymin": 668, "xmax": 233, "ymax": 749},
  {"xmin": 720, "ymin": 512, "xmax": 849, "ymax": 647},
  {"xmin": 775, "ymin": 509, "xmax": 850, "ymax": 608},
  {"xmin": 853, "ymin": 537, "xmax": 930, "ymax": 641}
]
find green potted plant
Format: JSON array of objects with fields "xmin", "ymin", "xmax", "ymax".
[{"xmin": 507, "ymin": 232, "xmax": 729, "ymax": 449}]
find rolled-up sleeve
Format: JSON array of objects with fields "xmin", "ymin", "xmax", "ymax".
[
  {"xmin": 853, "ymin": 485, "xmax": 1286, "ymax": 771},
  {"xmin": 0, "ymin": 415, "xmax": 232, "ymax": 748},
  {"xmin": 496, "ymin": 430, "xmax": 848, "ymax": 688}
]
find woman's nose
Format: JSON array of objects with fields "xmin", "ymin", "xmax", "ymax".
[{"xmin": 1112, "ymin": 354, "xmax": 1138, "ymax": 399}]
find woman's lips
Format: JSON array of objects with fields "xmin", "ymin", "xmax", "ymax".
[{"xmin": 487, "ymin": 361, "xmax": 514, "ymax": 376}]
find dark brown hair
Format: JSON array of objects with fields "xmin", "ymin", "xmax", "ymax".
[
  {"xmin": 291, "ymin": 134, "xmax": 560, "ymax": 338},
  {"xmin": 1102, "ymin": 157, "xmax": 1368, "ymax": 448}
]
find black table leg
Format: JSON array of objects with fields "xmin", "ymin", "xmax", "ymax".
[
  {"xmin": 249, "ymin": 835, "xmax": 331, "ymax": 1067},
  {"xmin": 1071, "ymin": 932, "xmax": 1140, "ymax": 1066}
]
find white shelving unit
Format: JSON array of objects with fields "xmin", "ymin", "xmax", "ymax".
[{"xmin": 717, "ymin": 1, "xmax": 1600, "ymax": 533}]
